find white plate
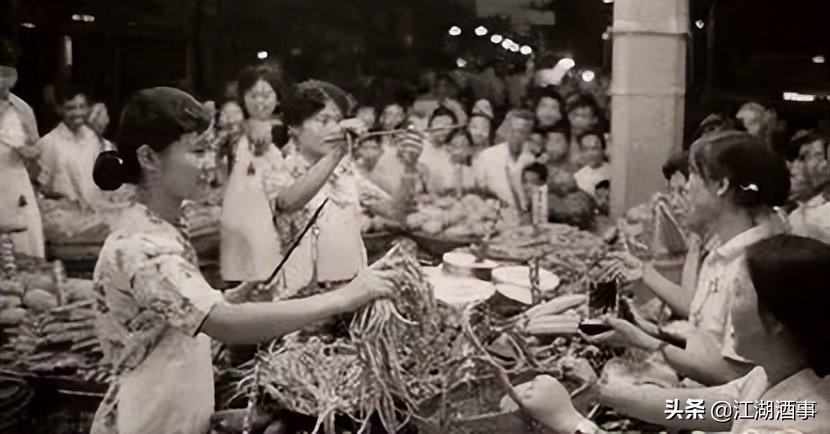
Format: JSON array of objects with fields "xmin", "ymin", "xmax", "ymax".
[
  {"xmin": 495, "ymin": 284, "xmax": 533, "ymax": 305},
  {"xmin": 491, "ymin": 266, "xmax": 560, "ymax": 292},
  {"xmin": 423, "ymin": 266, "xmax": 496, "ymax": 307}
]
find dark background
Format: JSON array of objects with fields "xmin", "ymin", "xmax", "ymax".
[{"xmin": 2, "ymin": 0, "xmax": 828, "ymax": 137}]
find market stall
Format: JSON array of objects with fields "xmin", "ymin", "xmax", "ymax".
[{"xmin": 38, "ymin": 189, "xmax": 224, "ymax": 281}]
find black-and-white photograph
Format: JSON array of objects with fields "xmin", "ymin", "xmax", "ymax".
[{"xmin": 0, "ymin": 0, "xmax": 828, "ymax": 433}]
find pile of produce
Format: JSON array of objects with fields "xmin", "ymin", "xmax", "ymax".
[
  {"xmin": 486, "ymin": 224, "xmax": 608, "ymax": 284},
  {"xmin": 1, "ymin": 298, "xmax": 108, "ymax": 384},
  {"xmin": 181, "ymin": 190, "xmax": 223, "ymax": 239},
  {"xmin": 39, "ymin": 199, "xmax": 126, "ymax": 245},
  {"xmin": 405, "ymin": 194, "xmax": 519, "ymax": 239},
  {"xmin": 0, "ymin": 244, "xmax": 106, "ymax": 383},
  {"xmin": 359, "ymin": 213, "xmax": 400, "ymax": 234},
  {"xmin": 233, "ymin": 244, "xmax": 486, "ymax": 434}
]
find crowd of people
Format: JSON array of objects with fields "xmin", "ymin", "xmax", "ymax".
[{"xmin": 2, "ymin": 32, "xmax": 829, "ymax": 433}]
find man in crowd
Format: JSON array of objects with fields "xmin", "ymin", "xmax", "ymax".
[
  {"xmin": 788, "ymin": 131, "xmax": 830, "ymax": 244},
  {"xmin": 573, "ymin": 129, "xmax": 610, "ymax": 199},
  {"xmin": 565, "ymin": 93, "xmax": 601, "ymax": 165},
  {"xmin": 36, "ymin": 82, "xmax": 118, "ymax": 210},
  {"xmin": 472, "ymin": 109, "xmax": 534, "ymax": 213},
  {"xmin": 0, "ymin": 37, "xmax": 44, "ymax": 258}
]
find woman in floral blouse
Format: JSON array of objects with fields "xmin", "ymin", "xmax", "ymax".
[
  {"xmin": 272, "ymin": 80, "xmax": 408, "ymax": 297},
  {"xmin": 89, "ymin": 87, "xmax": 391, "ymax": 434}
]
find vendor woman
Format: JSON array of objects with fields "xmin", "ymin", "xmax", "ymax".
[
  {"xmin": 272, "ymin": 80, "xmax": 403, "ymax": 297},
  {"xmin": 220, "ymin": 62, "xmax": 288, "ymax": 282},
  {"xmin": 89, "ymin": 87, "xmax": 391, "ymax": 434}
]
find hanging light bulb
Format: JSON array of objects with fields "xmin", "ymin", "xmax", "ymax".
[
  {"xmin": 812, "ymin": 55, "xmax": 825, "ymax": 64},
  {"xmin": 520, "ymin": 45, "xmax": 532, "ymax": 55},
  {"xmin": 490, "ymin": 34, "xmax": 503, "ymax": 44},
  {"xmin": 474, "ymin": 26, "xmax": 488, "ymax": 36},
  {"xmin": 581, "ymin": 71, "xmax": 596, "ymax": 82},
  {"xmin": 456, "ymin": 58, "xmax": 467, "ymax": 68},
  {"xmin": 557, "ymin": 58, "xmax": 576, "ymax": 70},
  {"xmin": 448, "ymin": 26, "xmax": 462, "ymax": 36},
  {"xmin": 695, "ymin": 20, "xmax": 705, "ymax": 29},
  {"xmin": 501, "ymin": 38, "xmax": 513, "ymax": 50},
  {"xmin": 257, "ymin": 50, "xmax": 268, "ymax": 60}
]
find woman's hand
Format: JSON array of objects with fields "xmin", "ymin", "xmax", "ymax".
[
  {"xmin": 516, "ymin": 375, "xmax": 591, "ymax": 433},
  {"xmin": 582, "ymin": 317, "xmax": 662, "ymax": 351},
  {"xmin": 641, "ymin": 261, "xmax": 662, "ymax": 289},
  {"xmin": 338, "ymin": 268, "xmax": 395, "ymax": 310}
]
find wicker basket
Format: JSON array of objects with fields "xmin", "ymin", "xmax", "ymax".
[{"xmin": 415, "ymin": 377, "xmax": 544, "ymax": 434}]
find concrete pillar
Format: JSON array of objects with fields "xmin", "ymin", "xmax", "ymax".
[{"xmin": 609, "ymin": 0, "xmax": 688, "ymax": 217}]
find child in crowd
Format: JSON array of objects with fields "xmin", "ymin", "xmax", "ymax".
[
  {"xmin": 520, "ymin": 162, "xmax": 549, "ymax": 225},
  {"xmin": 594, "ymin": 179, "xmax": 610, "ymax": 215}
]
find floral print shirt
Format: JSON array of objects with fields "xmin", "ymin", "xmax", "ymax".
[
  {"xmin": 272, "ymin": 153, "xmax": 394, "ymax": 296},
  {"xmin": 90, "ymin": 204, "xmax": 224, "ymax": 434}
]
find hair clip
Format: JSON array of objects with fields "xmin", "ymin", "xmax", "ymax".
[{"xmin": 740, "ymin": 183, "xmax": 759, "ymax": 192}]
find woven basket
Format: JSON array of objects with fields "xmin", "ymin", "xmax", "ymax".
[{"xmin": 415, "ymin": 376, "xmax": 544, "ymax": 434}]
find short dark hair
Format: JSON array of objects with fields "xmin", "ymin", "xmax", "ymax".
[
  {"xmin": 690, "ymin": 131, "xmax": 790, "ymax": 208},
  {"xmin": 0, "ymin": 37, "xmax": 18, "ymax": 68},
  {"xmin": 577, "ymin": 129, "xmax": 606, "ymax": 150},
  {"xmin": 662, "ymin": 151, "xmax": 691, "ymax": 181},
  {"xmin": 791, "ymin": 131, "xmax": 830, "ymax": 161},
  {"xmin": 522, "ymin": 162, "xmax": 549, "ymax": 183},
  {"xmin": 428, "ymin": 105, "xmax": 458, "ymax": 127},
  {"xmin": 746, "ymin": 235, "xmax": 830, "ymax": 376},
  {"xmin": 540, "ymin": 121, "xmax": 571, "ymax": 142},
  {"xmin": 595, "ymin": 179, "xmax": 610, "ymax": 190},
  {"xmin": 565, "ymin": 93, "xmax": 599, "ymax": 115},
  {"xmin": 94, "ymin": 87, "xmax": 211, "ymax": 190},
  {"xmin": 55, "ymin": 80, "xmax": 88, "ymax": 105},
  {"xmin": 529, "ymin": 86, "xmax": 564, "ymax": 112}
]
